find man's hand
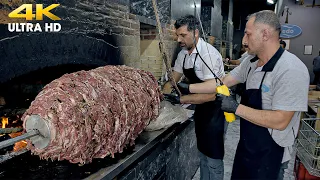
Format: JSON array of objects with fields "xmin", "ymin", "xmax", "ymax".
[
  {"xmin": 163, "ymin": 94, "xmax": 181, "ymax": 105},
  {"xmin": 218, "ymin": 94, "xmax": 239, "ymax": 113},
  {"xmin": 177, "ymin": 82, "xmax": 190, "ymax": 95},
  {"xmin": 162, "ymin": 86, "xmax": 173, "ymax": 94}
]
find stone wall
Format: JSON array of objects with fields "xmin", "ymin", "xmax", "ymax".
[
  {"xmin": 0, "ymin": 0, "xmax": 144, "ymax": 82},
  {"xmin": 0, "ymin": 0, "xmax": 179, "ymax": 80},
  {"xmin": 55, "ymin": 0, "xmax": 141, "ymax": 68}
]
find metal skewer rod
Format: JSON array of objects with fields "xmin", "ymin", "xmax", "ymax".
[
  {"xmin": 0, "ymin": 130, "xmax": 39, "ymax": 149},
  {"xmin": 0, "ymin": 127, "xmax": 23, "ymax": 134}
]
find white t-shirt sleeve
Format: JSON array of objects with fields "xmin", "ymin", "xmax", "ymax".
[
  {"xmin": 201, "ymin": 53, "xmax": 224, "ymax": 80},
  {"xmin": 173, "ymin": 52, "xmax": 185, "ymax": 73}
]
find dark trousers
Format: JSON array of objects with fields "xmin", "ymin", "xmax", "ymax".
[
  {"xmin": 313, "ymin": 72, "xmax": 320, "ymax": 85},
  {"xmin": 199, "ymin": 151, "xmax": 224, "ymax": 180}
]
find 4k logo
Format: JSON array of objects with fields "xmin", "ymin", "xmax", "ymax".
[
  {"xmin": 8, "ymin": 4, "xmax": 60, "ymax": 21},
  {"xmin": 8, "ymin": 4, "xmax": 62, "ymax": 32}
]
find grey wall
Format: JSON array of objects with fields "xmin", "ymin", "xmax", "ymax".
[
  {"xmin": 227, "ymin": 0, "xmax": 234, "ymax": 45},
  {"xmin": 130, "ymin": 0, "xmax": 171, "ymax": 23},
  {"xmin": 280, "ymin": 0, "xmax": 320, "ymax": 83},
  {"xmin": 228, "ymin": 0, "xmax": 233, "ymax": 22},
  {"xmin": 201, "ymin": 6, "xmax": 213, "ymax": 36},
  {"xmin": 211, "ymin": 0, "xmax": 223, "ymax": 39},
  {"xmin": 171, "ymin": 0, "xmax": 201, "ymax": 20}
]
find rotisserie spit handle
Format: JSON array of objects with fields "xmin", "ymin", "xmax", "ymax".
[
  {"xmin": 0, "ymin": 115, "xmax": 51, "ymax": 151},
  {"xmin": 0, "ymin": 130, "xmax": 39, "ymax": 150}
]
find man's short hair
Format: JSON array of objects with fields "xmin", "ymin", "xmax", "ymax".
[
  {"xmin": 247, "ymin": 10, "xmax": 281, "ymax": 37},
  {"xmin": 280, "ymin": 40, "xmax": 286, "ymax": 48},
  {"xmin": 174, "ymin": 15, "xmax": 200, "ymax": 32}
]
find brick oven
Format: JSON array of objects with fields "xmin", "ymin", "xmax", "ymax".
[{"xmin": 0, "ymin": 0, "xmax": 199, "ymax": 179}]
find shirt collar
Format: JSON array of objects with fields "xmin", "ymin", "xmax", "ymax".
[{"xmin": 249, "ymin": 47, "xmax": 285, "ymax": 72}]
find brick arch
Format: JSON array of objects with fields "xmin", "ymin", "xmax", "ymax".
[{"xmin": 0, "ymin": 32, "xmax": 122, "ymax": 83}]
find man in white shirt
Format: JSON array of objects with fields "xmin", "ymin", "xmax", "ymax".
[{"xmin": 163, "ymin": 15, "xmax": 225, "ymax": 180}]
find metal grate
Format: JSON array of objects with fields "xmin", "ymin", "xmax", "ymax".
[{"xmin": 296, "ymin": 118, "xmax": 320, "ymax": 177}]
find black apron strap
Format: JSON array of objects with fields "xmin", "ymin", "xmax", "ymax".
[
  {"xmin": 193, "ymin": 53, "xmax": 198, "ymax": 67},
  {"xmin": 182, "ymin": 54, "xmax": 187, "ymax": 68},
  {"xmin": 259, "ymin": 71, "xmax": 268, "ymax": 89}
]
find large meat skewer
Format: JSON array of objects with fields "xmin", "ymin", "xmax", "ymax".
[{"xmin": 0, "ymin": 65, "xmax": 162, "ymax": 164}]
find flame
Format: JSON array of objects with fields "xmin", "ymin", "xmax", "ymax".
[{"xmin": 1, "ymin": 117, "xmax": 8, "ymax": 128}]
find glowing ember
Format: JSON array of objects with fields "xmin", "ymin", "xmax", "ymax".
[
  {"xmin": 13, "ymin": 140, "xmax": 27, "ymax": 152},
  {"xmin": 1, "ymin": 117, "xmax": 8, "ymax": 128}
]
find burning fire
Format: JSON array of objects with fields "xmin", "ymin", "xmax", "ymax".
[
  {"xmin": 1, "ymin": 117, "xmax": 8, "ymax": 128},
  {"xmin": 1, "ymin": 117, "xmax": 27, "ymax": 152}
]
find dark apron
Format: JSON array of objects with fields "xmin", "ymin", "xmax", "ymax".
[
  {"xmin": 231, "ymin": 48, "xmax": 285, "ymax": 180},
  {"xmin": 182, "ymin": 54, "xmax": 225, "ymax": 159}
]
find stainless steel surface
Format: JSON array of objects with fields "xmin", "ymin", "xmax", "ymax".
[
  {"xmin": 296, "ymin": 118, "xmax": 320, "ymax": 177},
  {"xmin": 25, "ymin": 115, "xmax": 51, "ymax": 149},
  {"xmin": 0, "ymin": 130, "xmax": 39, "ymax": 149}
]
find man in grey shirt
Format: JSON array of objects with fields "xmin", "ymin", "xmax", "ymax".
[{"xmin": 178, "ymin": 10, "xmax": 309, "ymax": 180}]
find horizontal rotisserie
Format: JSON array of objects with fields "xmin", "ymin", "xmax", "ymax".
[{"xmin": 22, "ymin": 65, "xmax": 162, "ymax": 164}]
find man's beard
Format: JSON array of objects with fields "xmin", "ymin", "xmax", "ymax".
[{"xmin": 180, "ymin": 43, "xmax": 193, "ymax": 51}]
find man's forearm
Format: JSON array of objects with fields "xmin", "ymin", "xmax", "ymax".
[
  {"xmin": 180, "ymin": 93, "xmax": 216, "ymax": 104},
  {"xmin": 235, "ymin": 104, "xmax": 294, "ymax": 130},
  {"xmin": 189, "ymin": 80, "xmax": 217, "ymax": 94},
  {"xmin": 229, "ymin": 60, "xmax": 241, "ymax": 65},
  {"xmin": 189, "ymin": 75, "xmax": 239, "ymax": 94}
]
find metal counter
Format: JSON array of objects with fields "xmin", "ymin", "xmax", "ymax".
[
  {"xmin": 85, "ymin": 120, "xmax": 192, "ymax": 180},
  {"xmin": 0, "ymin": 119, "xmax": 196, "ymax": 180}
]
